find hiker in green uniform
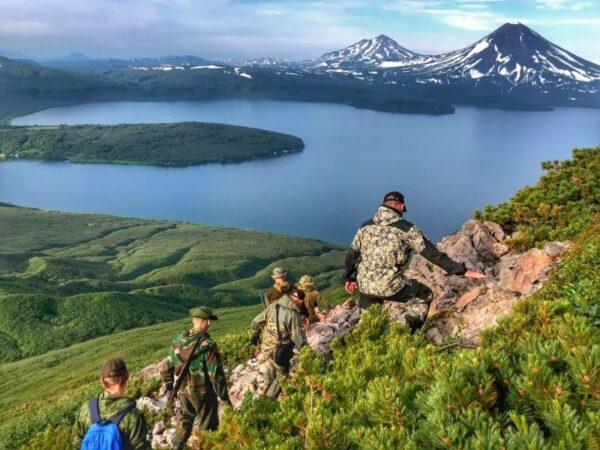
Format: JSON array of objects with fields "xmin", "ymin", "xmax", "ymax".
[
  {"xmin": 263, "ymin": 267, "xmax": 294, "ymax": 307},
  {"xmin": 250, "ymin": 288, "xmax": 307, "ymax": 399},
  {"xmin": 73, "ymin": 357, "xmax": 150, "ymax": 450},
  {"xmin": 297, "ymin": 275, "xmax": 331, "ymax": 323},
  {"xmin": 160, "ymin": 307, "xmax": 232, "ymax": 450}
]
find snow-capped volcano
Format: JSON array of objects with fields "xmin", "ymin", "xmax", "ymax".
[
  {"xmin": 314, "ymin": 34, "xmax": 418, "ymax": 69},
  {"xmin": 390, "ymin": 23, "xmax": 600, "ymax": 90}
]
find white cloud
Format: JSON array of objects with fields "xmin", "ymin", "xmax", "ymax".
[{"xmin": 536, "ymin": 0, "xmax": 595, "ymax": 10}]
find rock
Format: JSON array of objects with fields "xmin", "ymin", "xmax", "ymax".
[
  {"xmin": 228, "ymin": 355, "xmax": 275, "ymax": 408},
  {"xmin": 455, "ymin": 287, "xmax": 482, "ymax": 311},
  {"xmin": 498, "ymin": 248, "xmax": 553, "ymax": 295},
  {"xmin": 134, "ymin": 361, "xmax": 162, "ymax": 381},
  {"xmin": 136, "ymin": 396, "xmax": 166, "ymax": 414},
  {"xmin": 306, "ymin": 302, "xmax": 360, "ymax": 358}
]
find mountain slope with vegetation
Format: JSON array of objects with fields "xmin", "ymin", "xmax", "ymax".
[
  {"xmin": 0, "ymin": 205, "xmax": 344, "ymax": 362},
  {"xmin": 0, "ymin": 123, "xmax": 304, "ymax": 166},
  {"xmin": 0, "ymin": 306, "xmax": 259, "ymax": 450},
  {"xmin": 199, "ymin": 146, "xmax": 599, "ymax": 449}
]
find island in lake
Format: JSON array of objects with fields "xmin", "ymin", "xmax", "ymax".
[{"xmin": 0, "ymin": 122, "xmax": 304, "ymax": 166}]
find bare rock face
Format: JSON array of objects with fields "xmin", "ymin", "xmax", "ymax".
[
  {"xmin": 306, "ymin": 300, "xmax": 360, "ymax": 358},
  {"xmin": 228, "ymin": 355, "xmax": 274, "ymax": 408},
  {"xmin": 411, "ymin": 221, "xmax": 571, "ymax": 346}
]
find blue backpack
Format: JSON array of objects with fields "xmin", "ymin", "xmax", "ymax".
[{"xmin": 81, "ymin": 397, "xmax": 134, "ymax": 450}]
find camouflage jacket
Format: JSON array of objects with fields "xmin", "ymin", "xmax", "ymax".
[
  {"xmin": 160, "ymin": 330, "xmax": 230, "ymax": 404},
  {"xmin": 251, "ymin": 295, "xmax": 307, "ymax": 353},
  {"xmin": 345, "ymin": 206, "xmax": 466, "ymax": 298},
  {"xmin": 304, "ymin": 289, "xmax": 331, "ymax": 324},
  {"xmin": 73, "ymin": 392, "xmax": 150, "ymax": 450},
  {"xmin": 264, "ymin": 282, "xmax": 295, "ymax": 307}
]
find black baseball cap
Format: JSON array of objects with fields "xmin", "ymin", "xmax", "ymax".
[{"xmin": 383, "ymin": 191, "xmax": 407, "ymax": 212}]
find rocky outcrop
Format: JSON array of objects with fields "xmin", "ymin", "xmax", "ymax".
[{"xmin": 407, "ymin": 220, "xmax": 570, "ymax": 345}]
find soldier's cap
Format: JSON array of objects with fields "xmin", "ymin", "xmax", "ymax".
[
  {"xmin": 383, "ymin": 191, "xmax": 407, "ymax": 212},
  {"xmin": 297, "ymin": 275, "xmax": 313, "ymax": 289},
  {"xmin": 271, "ymin": 267, "xmax": 286, "ymax": 278},
  {"xmin": 190, "ymin": 306, "xmax": 218, "ymax": 320},
  {"xmin": 100, "ymin": 357, "xmax": 128, "ymax": 379}
]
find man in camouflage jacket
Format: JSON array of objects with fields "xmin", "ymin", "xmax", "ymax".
[
  {"xmin": 263, "ymin": 266, "xmax": 295, "ymax": 307},
  {"xmin": 74, "ymin": 357, "xmax": 150, "ymax": 450},
  {"xmin": 250, "ymin": 289, "xmax": 307, "ymax": 398},
  {"xmin": 297, "ymin": 275, "xmax": 331, "ymax": 324},
  {"xmin": 160, "ymin": 307, "xmax": 231, "ymax": 450},
  {"xmin": 345, "ymin": 192, "xmax": 485, "ymax": 329}
]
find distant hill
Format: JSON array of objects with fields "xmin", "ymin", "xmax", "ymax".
[
  {"xmin": 314, "ymin": 34, "xmax": 419, "ymax": 69},
  {"xmin": 0, "ymin": 122, "xmax": 304, "ymax": 166},
  {"xmin": 0, "ymin": 55, "xmax": 128, "ymax": 121},
  {"xmin": 0, "ymin": 205, "xmax": 345, "ymax": 362},
  {"xmin": 61, "ymin": 52, "xmax": 91, "ymax": 62},
  {"xmin": 44, "ymin": 54, "xmax": 216, "ymax": 71}
]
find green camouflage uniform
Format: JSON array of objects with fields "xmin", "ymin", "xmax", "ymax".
[
  {"xmin": 251, "ymin": 295, "xmax": 307, "ymax": 398},
  {"xmin": 73, "ymin": 392, "xmax": 150, "ymax": 450},
  {"xmin": 263, "ymin": 282, "xmax": 295, "ymax": 307},
  {"xmin": 160, "ymin": 329, "xmax": 230, "ymax": 450},
  {"xmin": 303, "ymin": 288, "xmax": 331, "ymax": 324},
  {"xmin": 345, "ymin": 205, "xmax": 466, "ymax": 327}
]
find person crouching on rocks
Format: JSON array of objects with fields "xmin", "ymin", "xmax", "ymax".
[
  {"xmin": 297, "ymin": 275, "xmax": 331, "ymax": 324},
  {"xmin": 344, "ymin": 191, "xmax": 485, "ymax": 331},
  {"xmin": 250, "ymin": 288, "xmax": 307, "ymax": 399}
]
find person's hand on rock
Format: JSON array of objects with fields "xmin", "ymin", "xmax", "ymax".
[{"xmin": 345, "ymin": 281, "xmax": 358, "ymax": 294}]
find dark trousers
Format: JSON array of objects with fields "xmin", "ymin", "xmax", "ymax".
[{"xmin": 359, "ymin": 280, "xmax": 433, "ymax": 331}]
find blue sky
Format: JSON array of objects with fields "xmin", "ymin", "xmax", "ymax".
[{"xmin": 0, "ymin": 0, "xmax": 598, "ymax": 62}]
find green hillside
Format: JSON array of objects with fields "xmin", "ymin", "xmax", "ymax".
[
  {"xmin": 0, "ymin": 305, "xmax": 259, "ymax": 450},
  {"xmin": 200, "ymin": 147, "xmax": 600, "ymax": 449},
  {"xmin": 0, "ymin": 123, "xmax": 304, "ymax": 166},
  {"xmin": 0, "ymin": 55, "xmax": 126, "ymax": 122},
  {"xmin": 0, "ymin": 205, "xmax": 344, "ymax": 362}
]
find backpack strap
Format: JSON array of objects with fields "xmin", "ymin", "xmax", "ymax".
[
  {"xmin": 89, "ymin": 397, "xmax": 102, "ymax": 424},
  {"xmin": 275, "ymin": 304, "xmax": 282, "ymax": 342},
  {"xmin": 109, "ymin": 404, "xmax": 135, "ymax": 425}
]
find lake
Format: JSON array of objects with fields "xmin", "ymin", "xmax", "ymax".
[{"xmin": 4, "ymin": 100, "xmax": 600, "ymax": 244}]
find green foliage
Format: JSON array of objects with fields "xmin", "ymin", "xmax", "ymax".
[
  {"xmin": 0, "ymin": 305, "xmax": 259, "ymax": 450},
  {"xmin": 0, "ymin": 122, "xmax": 304, "ymax": 166},
  {"xmin": 0, "ymin": 206, "xmax": 343, "ymax": 361},
  {"xmin": 479, "ymin": 147, "xmax": 600, "ymax": 251},
  {"xmin": 202, "ymin": 215, "xmax": 600, "ymax": 448}
]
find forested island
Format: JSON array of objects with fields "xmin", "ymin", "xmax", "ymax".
[{"xmin": 0, "ymin": 122, "xmax": 304, "ymax": 166}]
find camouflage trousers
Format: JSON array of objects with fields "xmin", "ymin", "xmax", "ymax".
[
  {"xmin": 258, "ymin": 349, "xmax": 289, "ymax": 400},
  {"xmin": 172, "ymin": 389, "xmax": 218, "ymax": 450},
  {"xmin": 359, "ymin": 279, "xmax": 432, "ymax": 332}
]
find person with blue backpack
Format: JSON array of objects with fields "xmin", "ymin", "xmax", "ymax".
[{"xmin": 73, "ymin": 357, "xmax": 150, "ymax": 450}]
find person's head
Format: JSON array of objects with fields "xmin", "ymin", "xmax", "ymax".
[
  {"xmin": 289, "ymin": 288, "xmax": 306, "ymax": 307},
  {"xmin": 189, "ymin": 307, "xmax": 218, "ymax": 332},
  {"xmin": 271, "ymin": 267, "xmax": 287, "ymax": 287},
  {"xmin": 100, "ymin": 357, "xmax": 129, "ymax": 395},
  {"xmin": 382, "ymin": 191, "xmax": 407, "ymax": 215},
  {"xmin": 297, "ymin": 275, "xmax": 313, "ymax": 291}
]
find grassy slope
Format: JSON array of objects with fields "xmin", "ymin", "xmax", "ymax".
[
  {"xmin": 0, "ymin": 205, "xmax": 344, "ymax": 362},
  {"xmin": 0, "ymin": 305, "xmax": 260, "ymax": 450},
  {"xmin": 0, "ymin": 123, "xmax": 304, "ymax": 166}
]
